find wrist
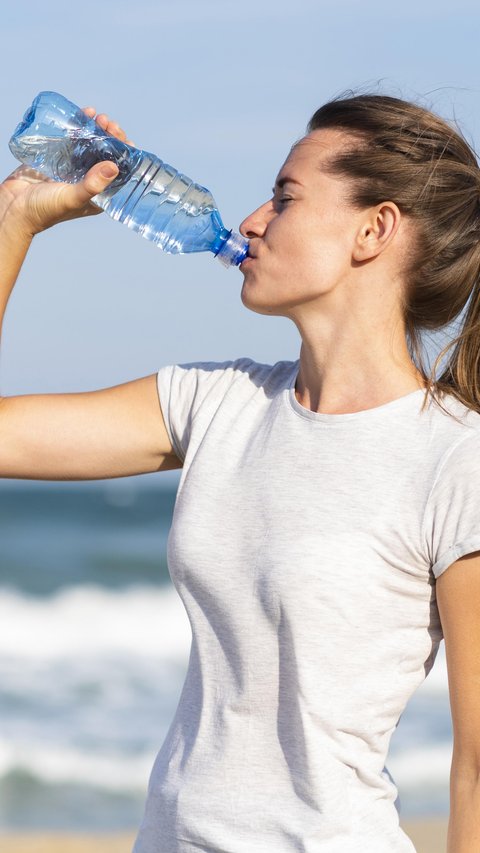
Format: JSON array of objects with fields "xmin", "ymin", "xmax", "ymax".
[
  {"xmin": 0, "ymin": 203, "xmax": 35, "ymax": 318},
  {"xmin": 1, "ymin": 204, "xmax": 36, "ymax": 245}
]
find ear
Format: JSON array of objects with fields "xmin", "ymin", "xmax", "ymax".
[{"xmin": 352, "ymin": 202, "xmax": 401, "ymax": 262}]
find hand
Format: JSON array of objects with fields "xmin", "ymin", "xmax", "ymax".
[{"xmin": 0, "ymin": 107, "xmax": 134, "ymax": 239}]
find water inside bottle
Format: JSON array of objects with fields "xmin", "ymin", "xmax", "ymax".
[{"xmin": 93, "ymin": 153, "xmax": 226, "ymax": 254}]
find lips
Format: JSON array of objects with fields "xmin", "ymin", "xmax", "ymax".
[
  {"xmin": 245, "ymin": 240, "xmax": 260, "ymax": 260},
  {"xmin": 240, "ymin": 243, "xmax": 259, "ymax": 269}
]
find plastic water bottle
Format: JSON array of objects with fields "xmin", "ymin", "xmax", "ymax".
[{"xmin": 8, "ymin": 91, "xmax": 249, "ymax": 268}]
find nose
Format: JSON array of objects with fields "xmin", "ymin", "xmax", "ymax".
[{"xmin": 239, "ymin": 200, "xmax": 273, "ymax": 239}]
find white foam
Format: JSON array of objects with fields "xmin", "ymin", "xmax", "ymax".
[
  {"xmin": 0, "ymin": 585, "xmax": 191, "ymax": 662},
  {"xmin": 0, "ymin": 737, "xmax": 154, "ymax": 792},
  {"xmin": 388, "ymin": 741, "xmax": 453, "ymax": 788}
]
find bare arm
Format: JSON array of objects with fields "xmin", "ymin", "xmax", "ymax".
[
  {"xmin": 0, "ymin": 375, "xmax": 181, "ymax": 480},
  {"xmin": 436, "ymin": 551, "xmax": 480, "ymax": 853},
  {"xmin": 0, "ymin": 110, "xmax": 181, "ymax": 480}
]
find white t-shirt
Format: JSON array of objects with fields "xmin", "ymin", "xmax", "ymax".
[{"xmin": 133, "ymin": 358, "xmax": 480, "ymax": 853}]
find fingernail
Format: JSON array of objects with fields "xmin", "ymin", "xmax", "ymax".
[{"xmin": 101, "ymin": 164, "xmax": 118, "ymax": 178}]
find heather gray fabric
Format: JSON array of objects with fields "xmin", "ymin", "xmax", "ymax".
[{"xmin": 133, "ymin": 358, "xmax": 480, "ymax": 853}]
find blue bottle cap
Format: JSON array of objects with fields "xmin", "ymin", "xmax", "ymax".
[{"xmin": 215, "ymin": 230, "xmax": 249, "ymax": 268}]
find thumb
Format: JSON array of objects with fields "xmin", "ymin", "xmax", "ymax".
[{"xmin": 69, "ymin": 161, "xmax": 119, "ymax": 207}]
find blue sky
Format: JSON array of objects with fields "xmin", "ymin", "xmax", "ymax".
[{"xmin": 1, "ymin": 0, "xmax": 480, "ymax": 394}]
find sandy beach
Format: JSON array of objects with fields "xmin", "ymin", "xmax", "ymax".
[{"xmin": 0, "ymin": 818, "xmax": 448, "ymax": 852}]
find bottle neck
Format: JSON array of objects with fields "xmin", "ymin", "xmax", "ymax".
[{"xmin": 213, "ymin": 229, "xmax": 249, "ymax": 268}]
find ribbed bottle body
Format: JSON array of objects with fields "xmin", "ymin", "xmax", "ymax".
[{"xmin": 94, "ymin": 153, "xmax": 226, "ymax": 254}]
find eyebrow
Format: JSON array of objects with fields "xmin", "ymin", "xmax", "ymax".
[{"xmin": 271, "ymin": 176, "xmax": 303, "ymax": 193}]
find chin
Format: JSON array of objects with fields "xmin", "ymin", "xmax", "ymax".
[
  {"xmin": 240, "ymin": 283, "xmax": 283, "ymax": 316},
  {"xmin": 242, "ymin": 280, "xmax": 302, "ymax": 318}
]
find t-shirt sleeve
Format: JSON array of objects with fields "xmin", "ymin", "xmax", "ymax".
[
  {"xmin": 423, "ymin": 430, "xmax": 480, "ymax": 579},
  {"xmin": 156, "ymin": 358, "xmax": 260, "ymax": 463}
]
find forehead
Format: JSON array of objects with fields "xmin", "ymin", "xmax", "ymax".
[{"xmin": 276, "ymin": 128, "xmax": 353, "ymax": 180}]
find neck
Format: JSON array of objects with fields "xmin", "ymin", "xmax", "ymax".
[{"xmin": 292, "ymin": 310, "xmax": 427, "ymax": 416}]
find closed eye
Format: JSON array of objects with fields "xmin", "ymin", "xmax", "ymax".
[{"xmin": 272, "ymin": 194, "xmax": 293, "ymax": 208}]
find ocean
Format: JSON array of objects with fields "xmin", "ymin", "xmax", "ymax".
[{"xmin": 0, "ymin": 476, "xmax": 452, "ymax": 831}]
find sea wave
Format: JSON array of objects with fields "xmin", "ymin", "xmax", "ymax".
[
  {"xmin": 388, "ymin": 741, "xmax": 453, "ymax": 789},
  {"xmin": 0, "ymin": 584, "xmax": 191, "ymax": 661},
  {"xmin": 0, "ymin": 739, "xmax": 153, "ymax": 792}
]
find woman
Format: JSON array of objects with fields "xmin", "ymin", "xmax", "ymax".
[{"xmin": 1, "ymin": 93, "xmax": 480, "ymax": 853}]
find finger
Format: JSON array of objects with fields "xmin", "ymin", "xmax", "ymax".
[
  {"xmin": 106, "ymin": 120, "xmax": 127, "ymax": 142},
  {"xmin": 95, "ymin": 113, "xmax": 109, "ymax": 131},
  {"xmin": 64, "ymin": 161, "xmax": 119, "ymax": 209},
  {"xmin": 82, "ymin": 110, "xmax": 129, "ymax": 143}
]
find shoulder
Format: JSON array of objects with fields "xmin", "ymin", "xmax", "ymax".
[
  {"xmin": 156, "ymin": 357, "xmax": 298, "ymax": 462},
  {"xmin": 427, "ymin": 392, "xmax": 480, "ymax": 478},
  {"xmin": 159, "ymin": 357, "xmax": 298, "ymax": 401},
  {"xmin": 422, "ymin": 394, "xmax": 480, "ymax": 579}
]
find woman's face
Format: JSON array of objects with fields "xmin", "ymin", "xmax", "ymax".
[{"xmin": 239, "ymin": 128, "xmax": 365, "ymax": 317}]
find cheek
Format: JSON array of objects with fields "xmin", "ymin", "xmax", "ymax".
[
  {"xmin": 273, "ymin": 212, "xmax": 324, "ymax": 265},
  {"xmin": 301, "ymin": 220, "xmax": 352, "ymax": 282},
  {"xmin": 275, "ymin": 228, "xmax": 331, "ymax": 290}
]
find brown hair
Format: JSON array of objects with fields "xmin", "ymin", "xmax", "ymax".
[{"xmin": 308, "ymin": 92, "xmax": 480, "ymax": 418}]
